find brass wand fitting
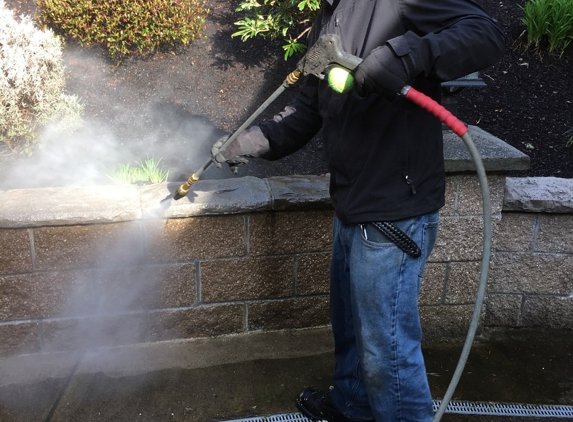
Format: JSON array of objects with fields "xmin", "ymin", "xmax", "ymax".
[{"xmin": 173, "ymin": 173, "xmax": 199, "ymax": 200}]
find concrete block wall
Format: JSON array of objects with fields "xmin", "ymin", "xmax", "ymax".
[
  {"xmin": 0, "ymin": 172, "xmax": 510, "ymax": 357},
  {"xmin": 486, "ymin": 177, "xmax": 573, "ymax": 329},
  {"xmin": 0, "ymin": 208, "xmax": 335, "ymax": 357},
  {"xmin": 2, "ymin": 126, "xmax": 546, "ymax": 358},
  {"xmin": 420, "ymin": 174, "xmax": 505, "ymax": 340}
]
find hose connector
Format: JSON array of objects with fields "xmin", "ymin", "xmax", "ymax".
[
  {"xmin": 173, "ymin": 173, "xmax": 199, "ymax": 200},
  {"xmin": 286, "ymin": 69, "xmax": 301, "ymax": 85}
]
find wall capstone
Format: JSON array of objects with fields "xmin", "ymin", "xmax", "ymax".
[{"xmin": 504, "ymin": 177, "xmax": 573, "ymax": 213}]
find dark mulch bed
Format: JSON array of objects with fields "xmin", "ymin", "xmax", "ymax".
[
  {"xmin": 2, "ymin": 0, "xmax": 572, "ymax": 189},
  {"xmin": 457, "ymin": 0, "xmax": 573, "ymax": 178}
]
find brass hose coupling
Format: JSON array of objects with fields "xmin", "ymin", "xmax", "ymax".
[
  {"xmin": 286, "ymin": 69, "xmax": 301, "ymax": 85},
  {"xmin": 173, "ymin": 173, "xmax": 199, "ymax": 200}
]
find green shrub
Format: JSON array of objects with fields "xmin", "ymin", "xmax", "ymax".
[
  {"xmin": 0, "ymin": 0, "xmax": 83, "ymax": 155},
  {"xmin": 521, "ymin": 0, "xmax": 573, "ymax": 55},
  {"xmin": 37, "ymin": 0, "xmax": 210, "ymax": 61},
  {"xmin": 233, "ymin": 0, "xmax": 320, "ymax": 59}
]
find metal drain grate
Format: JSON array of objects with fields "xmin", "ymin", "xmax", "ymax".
[
  {"xmin": 433, "ymin": 400, "xmax": 573, "ymax": 418},
  {"xmin": 222, "ymin": 414, "xmax": 310, "ymax": 422},
  {"xmin": 223, "ymin": 400, "xmax": 573, "ymax": 421}
]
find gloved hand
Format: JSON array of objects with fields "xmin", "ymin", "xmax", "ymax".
[
  {"xmin": 354, "ymin": 44, "xmax": 410, "ymax": 99},
  {"xmin": 211, "ymin": 126, "xmax": 270, "ymax": 174}
]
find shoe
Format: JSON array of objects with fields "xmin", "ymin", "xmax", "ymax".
[{"xmin": 295, "ymin": 388, "xmax": 374, "ymax": 422}]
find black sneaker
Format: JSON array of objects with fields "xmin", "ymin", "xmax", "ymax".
[{"xmin": 295, "ymin": 388, "xmax": 374, "ymax": 422}]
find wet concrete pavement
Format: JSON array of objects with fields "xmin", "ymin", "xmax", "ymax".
[{"xmin": 1, "ymin": 327, "xmax": 572, "ymax": 422}]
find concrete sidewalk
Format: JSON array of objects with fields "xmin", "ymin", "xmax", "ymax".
[{"xmin": 1, "ymin": 327, "xmax": 572, "ymax": 422}]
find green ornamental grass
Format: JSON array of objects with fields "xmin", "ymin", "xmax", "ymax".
[
  {"xmin": 521, "ymin": 0, "xmax": 573, "ymax": 55},
  {"xmin": 106, "ymin": 157, "xmax": 170, "ymax": 184},
  {"xmin": 565, "ymin": 127, "xmax": 573, "ymax": 146}
]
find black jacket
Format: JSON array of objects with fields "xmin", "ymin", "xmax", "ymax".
[{"xmin": 258, "ymin": 0, "xmax": 505, "ymax": 223}]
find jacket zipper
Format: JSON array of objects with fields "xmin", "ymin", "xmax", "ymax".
[{"xmin": 405, "ymin": 175, "xmax": 417, "ymax": 194}]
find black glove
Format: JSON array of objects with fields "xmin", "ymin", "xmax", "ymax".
[
  {"xmin": 354, "ymin": 44, "xmax": 410, "ymax": 99},
  {"xmin": 211, "ymin": 126, "xmax": 270, "ymax": 174}
]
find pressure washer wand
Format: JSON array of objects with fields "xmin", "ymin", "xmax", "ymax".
[
  {"xmin": 172, "ymin": 34, "xmax": 361, "ymax": 201},
  {"xmin": 172, "ymin": 70, "xmax": 301, "ymax": 200}
]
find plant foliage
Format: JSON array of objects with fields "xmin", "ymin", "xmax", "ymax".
[
  {"xmin": 106, "ymin": 157, "xmax": 170, "ymax": 184},
  {"xmin": 565, "ymin": 127, "xmax": 573, "ymax": 146},
  {"xmin": 37, "ymin": 0, "xmax": 210, "ymax": 60},
  {"xmin": 232, "ymin": 0, "xmax": 320, "ymax": 59},
  {"xmin": 0, "ymin": 0, "xmax": 83, "ymax": 155},
  {"xmin": 521, "ymin": 0, "xmax": 573, "ymax": 55}
]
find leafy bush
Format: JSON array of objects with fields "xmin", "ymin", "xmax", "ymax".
[
  {"xmin": 233, "ymin": 0, "xmax": 320, "ymax": 59},
  {"xmin": 0, "ymin": 0, "xmax": 83, "ymax": 155},
  {"xmin": 521, "ymin": 0, "xmax": 573, "ymax": 55},
  {"xmin": 37, "ymin": 0, "xmax": 210, "ymax": 61}
]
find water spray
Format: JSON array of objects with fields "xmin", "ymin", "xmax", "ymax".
[{"xmin": 169, "ymin": 34, "xmax": 492, "ymax": 422}]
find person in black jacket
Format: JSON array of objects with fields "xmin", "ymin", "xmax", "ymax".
[{"xmin": 212, "ymin": 0, "xmax": 505, "ymax": 421}]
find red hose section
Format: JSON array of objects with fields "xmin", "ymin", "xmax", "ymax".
[{"xmin": 404, "ymin": 87, "xmax": 468, "ymax": 137}]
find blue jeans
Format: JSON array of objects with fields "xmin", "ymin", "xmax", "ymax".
[{"xmin": 329, "ymin": 212, "xmax": 439, "ymax": 422}]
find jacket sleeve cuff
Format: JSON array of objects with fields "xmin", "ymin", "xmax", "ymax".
[{"xmin": 386, "ymin": 32, "xmax": 422, "ymax": 80}]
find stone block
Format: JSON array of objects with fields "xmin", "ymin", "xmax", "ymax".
[
  {"xmin": 446, "ymin": 261, "xmax": 481, "ymax": 304},
  {"xmin": 0, "ymin": 322, "xmax": 40, "ymax": 357},
  {"xmin": 34, "ymin": 222, "xmax": 143, "ymax": 271},
  {"xmin": 249, "ymin": 211, "xmax": 333, "ymax": 256},
  {"xmin": 431, "ymin": 216, "xmax": 495, "ymax": 262},
  {"xmin": 0, "ymin": 229, "xmax": 33, "ymax": 274},
  {"xmin": 522, "ymin": 296, "xmax": 573, "ymax": 328},
  {"xmin": 43, "ymin": 314, "xmax": 147, "ymax": 351},
  {"xmin": 419, "ymin": 263, "xmax": 446, "ymax": 306},
  {"xmin": 92, "ymin": 264, "xmax": 196, "ymax": 312},
  {"xmin": 200, "ymin": 257, "xmax": 294, "ymax": 302},
  {"xmin": 0, "ymin": 185, "xmax": 141, "ymax": 228},
  {"xmin": 456, "ymin": 174, "xmax": 505, "ymax": 215},
  {"xmin": 443, "ymin": 126, "xmax": 529, "ymax": 173},
  {"xmin": 491, "ymin": 252, "xmax": 573, "ymax": 295},
  {"xmin": 484, "ymin": 294, "xmax": 522, "ymax": 327},
  {"xmin": 296, "ymin": 253, "xmax": 331, "ymax": 296},
  {"xmin": 420, "ymin": 304, "xmax": 476, "ymax": 341},
  {"xmin": 536, "ymin": 214, "xmax": 573, "ymax": 253},
  {"xmin": 0, "ymin": 271, "xmax": 94, "ymax": 320},
  {"xmin": 145, "ymin": 215, "xmax": 245, "ymax": 262},
  {"xmin": 139, "ymin": 177, "xmax": 271, "ymax": 219},
  {"xmin": 149, "ymin": 304, "xmax": 244, "ymax": 341},
  {"xmin": 266, "ymin": 175, "xmax": 331, "ymax": 211},
  {"xmin": 504, "ymin": 177, "xmax": 573, "ymax": 213},
  {"xmin": 496, "ymin": 213, "xmax": 536, "ymax": 252},
  {"xmin": 247, "ymin": 296, "xmax": 330, "ymax": 331}
]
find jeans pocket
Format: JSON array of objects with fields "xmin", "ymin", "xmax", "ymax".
[{"xmin": 359, "ymin": 223, "xmax": 394, "ymax": 247}]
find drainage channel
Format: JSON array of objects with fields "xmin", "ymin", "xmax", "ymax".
[{"xmin": 223, "ymin": 400, "xmax": 573, "ymax": 421}]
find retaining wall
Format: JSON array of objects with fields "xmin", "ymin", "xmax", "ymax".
[{"xmin": 3, "ymin": 126, "xmax": 569, "ymax": 359}]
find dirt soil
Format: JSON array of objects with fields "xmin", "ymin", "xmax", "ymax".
[{"xmin": 2, "ymin": 0, "xmax": 572, "ymax": 189}]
